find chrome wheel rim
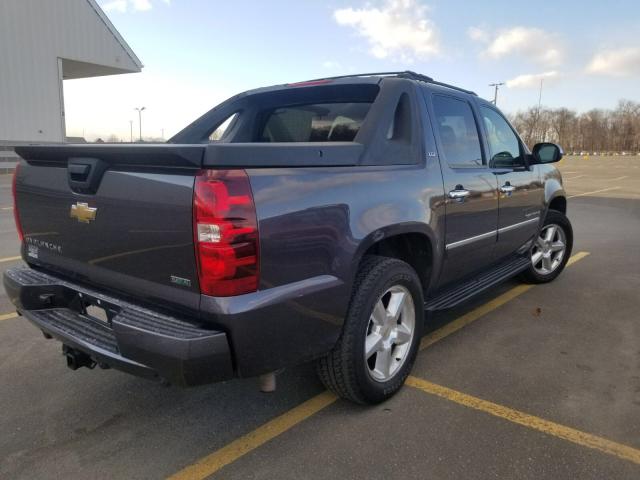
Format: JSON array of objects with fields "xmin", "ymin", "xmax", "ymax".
[
  {"xmin": 531, "ymin": 223, "xmax": 567, "ymax": 275},
  {"xmin": 364, "ymin": 285, "xmax": 415, "ymax": 383}
]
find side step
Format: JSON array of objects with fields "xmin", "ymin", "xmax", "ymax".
[{"xmin": 425, "ymin": 256, "xmax": 530, "ymax": 311}]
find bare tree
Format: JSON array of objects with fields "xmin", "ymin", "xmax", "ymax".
[{"xmin": 509, "ymin": 99, "xmax": 640, "ymax": 154}]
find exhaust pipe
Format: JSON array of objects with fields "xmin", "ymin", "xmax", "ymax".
[{"xmin": 62, "ymin": 345, "xmax": 96, "ymax": 370}]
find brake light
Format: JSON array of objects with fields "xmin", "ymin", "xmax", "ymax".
[
  {"xmin": 193, "ymin": 169, "xmax": 259, "ymax": 296},
  {"xmin": 12, "ymin": 163, "xmax": 23, "ymax": 242},
  {"xmin": 286, "ymin": 79, "xmax": 333, "ymax": 87}
]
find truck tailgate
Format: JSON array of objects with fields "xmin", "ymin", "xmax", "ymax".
[{"xmin": 14, "ymin": 145, "xmax": 205, "ymax": 312}]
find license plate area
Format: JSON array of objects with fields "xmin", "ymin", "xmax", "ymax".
[{"xmin": 71, "ymin": 292, "xmax": 118, "ymax": 325}]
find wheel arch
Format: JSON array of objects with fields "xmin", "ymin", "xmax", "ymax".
[
  {"xmin": 353, "ymin": 223, "xmax": 438, "ymax": 295},
  {"xmin": 544, "ymin": 175, "xmax": 567, "ymax": 219}
]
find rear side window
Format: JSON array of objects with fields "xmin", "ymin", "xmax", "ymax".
[
  {"xmin": 259, "ymin": 102, "xmax": 371, "ymax": 142},
  {"xmin": 209, "ymin": 112, "xmax": 239, "ymax": 142},
  {"xmin": 432, "ymin": 95, "xmax": 483, "ymax": 167}
]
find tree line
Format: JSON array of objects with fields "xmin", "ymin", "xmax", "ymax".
[{"xmin": 508, "ymin": 99, "xmax": 640, "ymax": 154}]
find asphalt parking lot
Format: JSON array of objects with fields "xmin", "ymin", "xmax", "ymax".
[{"xmin": 1, "ymin": 156, "xmax": 639, "ymax": 479}]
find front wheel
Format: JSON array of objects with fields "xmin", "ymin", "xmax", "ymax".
[
  {"xmin": 317, "ymin": 256, "xmax": 424, "ymax": 404},
  {"xmin": 520, "ymin": 210, "xmax": 573, "ymax": 284}
]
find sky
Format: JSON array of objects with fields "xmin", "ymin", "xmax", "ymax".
[{"xmin": 64, "ymin": 0, "xmax": 640, "ymax": 141}]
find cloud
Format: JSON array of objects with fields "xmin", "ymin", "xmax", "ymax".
[
  {"xmin": 333, "ymin": 0, "xmax": 440, "ymax": 61},
  {"xmin": 101, "ymin": 0, "xmax": 127, "ymax": 12},
  {"xmin": 467, "ymin": 26, "xmax": 488, "ymax": 43},
  {"xmin": 322, "ymin": 61, "xmax": 341, "ymax": 69},
  {"xmin": 100, "ymin": 0, "xmax": 168, "ymax": 13},
  {"xmin": 470, "ymin": 26, "xmax": 564, "ymax": 67},
  {"xmin": 506, "ymin": 71, "xmax": 559, "ymax": 89},
  {"xmin": 586, "ymin": 47, "xmax": 640, "ymax": 77}
]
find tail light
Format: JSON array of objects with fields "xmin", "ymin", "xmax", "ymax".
[
  {"xmin": 193, "ymin": 169, "xmax": 259, "ymax": 296},
  {"xmin": 12, "ymin": 163, "xmax": 24, "ymax": 242}
]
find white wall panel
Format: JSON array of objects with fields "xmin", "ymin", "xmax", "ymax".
[{"xmin": 0, "ymin": 0, "xmax": 141, "ymax": 143}]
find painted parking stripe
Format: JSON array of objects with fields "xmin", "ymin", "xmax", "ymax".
[
  {"xmin": 167, "ymin": 391, "xmax": 337, "ymax": 480},
  {"xmin": 568, "ymin": 187, "xmax": 621, "ymax": 198},
  {"xmin": 0, "ymin": 255, "xmax": 21, "ymax": 263},
  {"xmin": 604, "ymin": 175, "xmax": 629, "ymax": 182},
  {"xmin": 166, "ymin": 251, "xmax": 590, "ymax": 479},
  {"xmin": 0, "ymin": 312, "xmax": 18, "ymax": 322},
  {"xmin": 1, "ymin": 206, "xmax": 13, "ymax": 211},
  {"xmin": 420, "ymin": 251, "xmax": 590, "ymax": 350},
  {"xmin": 407, "ymin": 376, "xmax": 640, "ymax": 466}
]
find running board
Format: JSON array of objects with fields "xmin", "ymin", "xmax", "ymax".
[{"xmin": 424, "ymin": 256, "xmax": 530, "ymax": 311}]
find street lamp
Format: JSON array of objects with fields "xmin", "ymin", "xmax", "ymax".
[
  {"xmin": 134, "ymin": 106, "xmax": 146, "ymax": 142},
  {"xmin": 489, "ymin": 82, "xmax": 505, "ymax": 105}
]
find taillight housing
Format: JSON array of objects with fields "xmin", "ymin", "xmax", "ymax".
[
  {"xmin": 12, "ymin": 163, "xmax": 24, "ymax": 242},
  {"xmin": 193, "ymin": 169, "xmax": 259, "ymax": 296}
]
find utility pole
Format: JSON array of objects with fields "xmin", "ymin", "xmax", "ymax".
[
  {"xmin": 134, "ymin": 106, "xmax": 146, "ymax": 142},
  {"xmin": 537, "ymin": 78, "xmax": 544, "ymax": 111},
  {"xmin": 161, "ymin": 128, "xmax": 165, "ymax": 140},
  {"xmin": 489, "ymin": 82, "xmax": 505, "ymax": 105},
  {"xmin": 129, "ymin": 120, "xmax": 133, "ymax": 143}
]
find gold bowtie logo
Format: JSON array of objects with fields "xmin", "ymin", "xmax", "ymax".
[{"xmin": 70, "ymin": 202, "xmax": 97, "ymax": 223}]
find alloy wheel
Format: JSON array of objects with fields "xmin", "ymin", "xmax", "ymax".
[{"xmin": 364, "ymin": 285, "xmax": 416, "ymax": 382}]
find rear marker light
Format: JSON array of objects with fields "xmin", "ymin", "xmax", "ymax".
[{"xmin": 193, "ymin": 169, "xmax": 259, "ymax": 297}]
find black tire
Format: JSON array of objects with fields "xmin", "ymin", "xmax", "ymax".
[
  {"xmin": 519, "ymin": 209, "xmax": 573, "ymax": 284},
  {"xmin": 317, "ymin": 255, "xmax": 424, "ymax": 404}
]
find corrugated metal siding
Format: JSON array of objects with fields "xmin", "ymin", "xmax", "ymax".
[{"xmin": 0, "ymin": 0, "xmax": 141, "ymax": 143}]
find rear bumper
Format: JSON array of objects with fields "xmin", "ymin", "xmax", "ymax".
[{"xmin": 3, "ymin": 266, "xmax": 234, "ymax": 386}]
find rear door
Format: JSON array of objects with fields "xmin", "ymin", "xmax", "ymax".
[
  {"xmin": 477, "ymin": 104, "xmax": 544, "ymax": 261},
  {"xmin": 426, "ymin": 92, "xmax": 499, "ymax": 287}
]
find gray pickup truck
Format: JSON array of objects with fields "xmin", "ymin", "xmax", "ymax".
[{"xmin": 4, "ymin": 71, "xmax": 571, "ymax": 404}]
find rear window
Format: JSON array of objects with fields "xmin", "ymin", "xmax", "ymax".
[{"xmin": 259, "ymin": 102, "xmax": 371, "ymax": 142}]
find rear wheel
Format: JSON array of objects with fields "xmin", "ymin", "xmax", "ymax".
[
  {"xmin": 520, "ymin": 210, "xmax": 573, "ymax": 284},
  {"xmin": 317, "ymin": 256, "xmax": 424, "ymax": 404}
]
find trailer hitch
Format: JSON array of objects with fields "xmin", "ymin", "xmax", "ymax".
[{"xmin": 62, "ymin": 345, "xmax": 96, "ymax": 370}]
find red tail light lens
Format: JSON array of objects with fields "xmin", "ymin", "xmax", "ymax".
[
  {"xmin": 193, "ymin": 169, "xmax": 259, "ymax": 296},
  {"xmin": 12, "ymin": 163, "xmax": 24, "ymax": 242}
]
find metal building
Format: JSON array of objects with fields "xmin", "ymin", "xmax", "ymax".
[{"xmin": 0, "ymin": 0, "xmax": 142, "ymax": 165}]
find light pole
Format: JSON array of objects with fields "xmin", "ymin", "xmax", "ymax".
[
  {"xmin": 489, "ymin": 82, "xmax": 505, "ymax": 105},
  {"xmin": 129, "ymin": 120, "xmax": 133, "ymax": 143},
  {"xmin": 134, "ymin": 107, "xmax": 146, "ymax": 142}
]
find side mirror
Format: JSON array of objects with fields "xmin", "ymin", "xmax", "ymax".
[{"xmin": 531, "ymin": 142, "xmax": 563, "ymax": 164}]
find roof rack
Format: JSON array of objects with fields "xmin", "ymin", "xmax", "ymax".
[{"xmin": 294, "ymin": 71, "xmax": 477, "ymax": 96}]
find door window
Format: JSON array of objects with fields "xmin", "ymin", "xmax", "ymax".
[
  {"xmin": 480, "ymin": 107, "xmax": 524, "ymax": 168},
  {"xmin": 432, "ymin": 95, "xmax": 483, "ymax": 167}
]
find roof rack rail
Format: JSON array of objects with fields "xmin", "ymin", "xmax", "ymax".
[
  {"xmin": 291, "ymin": 71, "xmax": 477, "ymax": 96},
  {"xmin": 399, "ymin": 71, "xmax": 478, "ymax": 96}
]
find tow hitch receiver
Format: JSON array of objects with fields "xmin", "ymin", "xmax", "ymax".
[{"xmin": 63, "ymin": 345, "xmax": 96, "ymax": 370}]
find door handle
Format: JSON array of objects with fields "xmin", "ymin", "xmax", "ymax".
[
  {"xmin": 500, "ymin": 184, "xmax": 516, "ymax": 193},
  {"xmin": 448, "ymin": 187, "xmax": 470, "ymax": 200}
]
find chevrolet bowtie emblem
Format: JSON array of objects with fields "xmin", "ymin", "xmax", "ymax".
[{"xmin": 70, "ymin": 202, "xmax": 97, "ymax": 223}]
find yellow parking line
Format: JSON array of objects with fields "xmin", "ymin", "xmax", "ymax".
[
  {"xmin": 566, "ymin": 251, "xmax": 590, "ymax": 266},
  {"xmin": 0, "ymin": 312, "xmax": 18, "ymax": 322},
  {"xmin": 0, "ymin": 255, "xmax": 21, "ymax": 263},
  {"xmin": 420, "ymin": 284, "xmax": 533, "ymax": 350},
  {"xmin": 167, "ymin": 251, "xmax": 590, "ymax": 479},
  {"xmin": 407, "ymin": 376, "xmax": 640, "ymax": 466},
  {"xmin": 420, "ymin": 251, "xmax": 590, "ymax": 350},
  {"xmin": 167, "ymin": 391, "xmax": 337, "ymax": 480}
]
